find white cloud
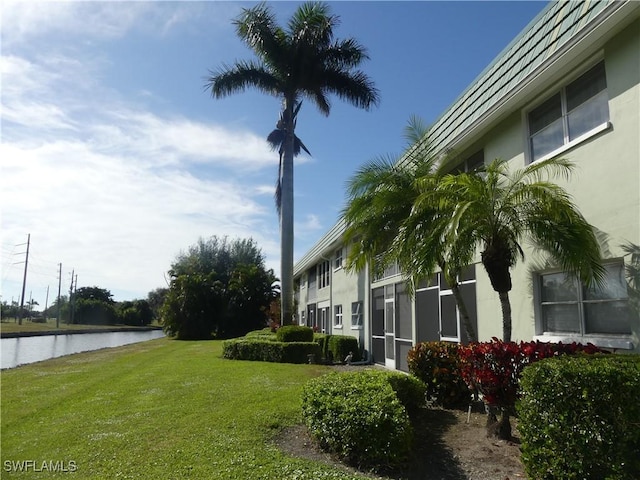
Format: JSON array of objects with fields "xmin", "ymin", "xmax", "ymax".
[
  {"xmin": 1, "ymin": 1, "xmax": 200, "ymax": 47},
  {"xmin": 0, "ymin": 1, "xmax": 291, "ymax": 302}
]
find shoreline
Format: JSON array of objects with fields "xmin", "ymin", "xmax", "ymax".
[{"xmin": 1, "ymin": 325, "xmax": 163, "ymax": 339}]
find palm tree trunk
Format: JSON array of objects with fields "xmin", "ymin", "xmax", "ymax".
[
  {"xmin": 498, "ymin": 291, "xmax": 512, "ymax": 342},
  {"xmin": 451, "ymin": 282, "xmax": 477, "ymax": 342},
  {"xmin": 280, "ymin": 98, "xmax": 296, "ymax": 326}
]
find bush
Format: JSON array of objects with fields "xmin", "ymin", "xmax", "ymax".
[
  {"xmin": 275, "ymin": 325, "xmax": 314, "ymax": 343},
  {"xmin": 313, "ymin": 333, "xmax": 329, "ymax": 361},
  {"xmin": 301, "ymin": 370, "xmax": 422, "ymax": 469},
  {"xmin": 517, "ymin": 355, "xmax": 640, "ymax": 480},
  {"xmin": 244, "ymin": 328, "xmax": 277, "ymax": 341},
  {"xmin": 459, "ymin": 338, "xmax": 605, "ymax": 408},
  {"xmin": 327, "ymin": 335, "xmax": 360, "ymax": 363},
  {"xmin": 459, "ymin": 338, "xmax": 606, "ymax": 439},
  {"xmin": 407, "ymin": 341, "xmax": 471, "ymax": 408},
  {"xmin": 222, "ymin": 339, "xmax": 320, "ymax": 364}
]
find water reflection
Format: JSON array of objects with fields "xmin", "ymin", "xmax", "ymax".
[{"xmin": 1, "ymin": 330, "xmax": 165, "ymax": 369}]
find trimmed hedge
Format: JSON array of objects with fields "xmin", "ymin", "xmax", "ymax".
[
  {"xmin": 407, "ymin": 341, "xmax": 471, "ymax": 408},
  {"xmin": 222, "ymin": 339, "xmax": 320, "ymax": 364},
  {"xmin": 517, "ymin": 354, "xmax": 640, "ymax": 480},
  {"xmin": 313, "ymin": 333, "xmax": 361, "ymax": 364},
  {"xmin": 275, "ymin": 325, "xmax": 314, "ymax": 343},
  {"xmin": 314, "ymin": 333, "xmax": 330, "ymax": 361},
  {"xmin": 243, "ymin": 328, "xmax": 277, "ymax": 341},
  {"xmin": 328, "ymin": 335, "xmax": 360, "ymax": 363},
  {"xmin": 301, "ymin": 370, "xmax": 425, "ymax": 469}
]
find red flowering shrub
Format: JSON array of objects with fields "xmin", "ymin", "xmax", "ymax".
[
  {"xmin": 458, "ymin": 338, "xmax": 605, "ymax": 408},
  {"xmin": 407, "ymin": 342, "xmax": 471, "ymax": 408}
]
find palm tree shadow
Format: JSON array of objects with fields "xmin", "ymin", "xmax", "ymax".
[{"xmin": 383, "ymin": 409, "xmax": 468, "ymax": 480}]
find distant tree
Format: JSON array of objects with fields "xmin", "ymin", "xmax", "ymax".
[
  {"xmin": 162, "ymin": 236, "xmax": 278, "ymax": 339},
  {"xmin": 147, "ymin": 288, "xmax": 168, "ymax": 322},
  {"xmin": 118, "ymin": 300, "xmax": 154, "ymax": 326},
  {"xmin": 73, "ymin": 286, "xmax": 116, "ymax": 325},
  {"xmin": 75, "ymin": 287, "xmax": 114, "ymax": 304},
  {"xmin": 74, "ymin": 299, "xmax": 117, "ymax": 325}
]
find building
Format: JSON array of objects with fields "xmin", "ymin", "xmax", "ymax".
[{"xmin": 293, "ymin": 0, "xmax": 640, "ymax": 370}]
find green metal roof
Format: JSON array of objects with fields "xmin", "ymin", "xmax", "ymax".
[{"xmin": 426, "ymin": 0, "xmax": 619, "ymax": 154}]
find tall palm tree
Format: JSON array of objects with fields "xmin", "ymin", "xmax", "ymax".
[
  {"xmin": 342, "ymin": 117, "xmax": 478, "ymax": 342},
  {"xmin": 206, "ymin": 2, "xmax": 378, "ymax": 325},
  {"xmin": 266, "ymin": 101, "xmax": 310, "ymax": 216},
  {"xmin": 429, "ymin": 157, "xmax": 604, "ymax": 342}
]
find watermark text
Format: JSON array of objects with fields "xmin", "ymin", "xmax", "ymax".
[{"xmin": 4, "ymin": 460, "xmax": 77, "ymax": 473}]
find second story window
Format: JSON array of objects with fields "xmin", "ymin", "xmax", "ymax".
[
  {"xmin": 318, "ymin": 260, "xmax": 330, "ymax": 289},
  {"xmin": 528, "ymin": 61, "xmax": 609, "ymax": 162},
  {"xmin": 334, "ymin": 248, "xmax": 343, "ymax": 270}
]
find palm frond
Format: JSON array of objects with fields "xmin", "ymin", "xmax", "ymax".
[{"xmin": 206, "ymin": 61, "xmax": 281, "ymax": 99}]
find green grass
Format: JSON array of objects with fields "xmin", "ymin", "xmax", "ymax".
[{"xmin": 1, "ymin": 338, "xmax": 366, "ymax": 479}]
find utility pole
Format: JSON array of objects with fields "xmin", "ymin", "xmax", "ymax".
[
  {"xmin": 56, "ymin": 263, "xmax": 62, "ymax": 329},
  {"xmin": 70, "ymin": 274, "xmax": 78, "ymax": 324},
  {"xmin": 44, "ymin": 285, "xmax": 50, "ymax": 321},
  {"xmin": 17, "ymin": 233, "xmax": 30, "ymax": 325},
  {"xmin": 68, "ymin": 269, "xmax": 74, "ymax": 325}
]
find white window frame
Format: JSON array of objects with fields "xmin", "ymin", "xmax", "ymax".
[
  {"xmin": 334, "ymin": 304, "xmax": 343, "ymax": 329},
  {"xmin": 351, "ymin": 301, "xmax": 363, "ymax": 329},
  {"xmin": 334, "ymin": 248, "xmax": 343, "ymax": 271},
  {"xmin": 534, "ymin": 260, "xmax": 633, "ymax": 350},
  {"xmin": 525, "ymin": 58, "xmax": 611, "ymax": 164},
  {"xmin": 317, "ymin": 260, "xmax": 330, "ymax": 289}
]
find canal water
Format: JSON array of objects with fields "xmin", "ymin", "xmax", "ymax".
[{"xmin": 1, "ymin": 330, "xmax": 166, "ymax": 369}]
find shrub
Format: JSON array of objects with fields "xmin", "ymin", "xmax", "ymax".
[
  {"xmin": 459, "ymin": 338, "xmax": 605, "ymax": 409},
  {"xmin": 407, "ymin": 341, "xmax": 470, "ymax": 408},
  {"xmin": 222, "ymin": 339, "xmax": 320, "ymax": 364},
  {"xmin": 313, "ymin": 333, "xmax": 330, "ymax": 361},
  {"xmin": 275, "ymin": 325, "xmax": 314, "ymax": 343},
  {"xmin": 301, "ymin": 370, "xmax": 422, "ymax": 469},
  {"xmin": 327, "ymin": 335, "xmax": 360, "ymax": 363},
  {"xmin": 243, "ymin": 328, "xmax": 277, "ymax": 341},
  {"xmin": 458, "ymin": 338, "xmax": 605, "ymax": 439},
  {"xmin": 518, "ymin": 355, "xmax": 640, "ymax": 480}
]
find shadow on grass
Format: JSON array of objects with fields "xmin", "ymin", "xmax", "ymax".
[{"xmin": 378, "ymin": 408, "xmax": 468, "ymax": 480}]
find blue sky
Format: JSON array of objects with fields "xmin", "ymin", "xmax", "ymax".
[{"xmin": 1, "ymin": 0, "xmax": 548, "ymax": 305}]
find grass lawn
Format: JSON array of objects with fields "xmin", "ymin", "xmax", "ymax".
[{"xmin": 1, "ymin": 338, "xmax": 366, "ymax": 479}]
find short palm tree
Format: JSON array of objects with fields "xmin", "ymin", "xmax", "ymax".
[
  {"xmin": 206, "ymin": 2, "xmax": 378, "ymax": 325},
  {"xmin": 342, "ymin": 117, "xmax": 478, "ymax": 342},
  {"xmin": 429, "ymin": 158, "xmax": 604, "ymax": 342}
]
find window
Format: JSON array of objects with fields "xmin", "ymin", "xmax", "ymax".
[
  {"xmin": 318, "ymin": 260, "xmax": 330, "ymax": 289},
  {"xmin": 450, "ymin": 150, "xmax": 484, "ymax": 174},
  {"xmin": 334, "ymin": 305, "xmax": 343, "ymax": 328},
  {"xmin": 539, "ymin": 262, "xmax": 631, "ymax": 336},
  {"xmin": 351, "ymin": 301, "xmax": 363, "ymax": 328},
  {"xmin": 334, "ymin": 248, "xmax": 343, "ymax": 270},
  {"xmin": 528, "ymin": 61, "xmax": 609, "ymax": 162},
  {"xmin": 373, "ymin": 260, "xmax": 399, "ymax": 282}
]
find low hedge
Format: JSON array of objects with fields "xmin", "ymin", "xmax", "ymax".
[
  {"xmin": 407, "ymin": 341, "xmax": 471, "ymax": 408},
  {"xmin": 243, "ymin": 328, "xmax": 277, "ymax": 341},
  {"xmin": 328, "ymin": 335, "xmax": 360, "ymax": 363},
  {"xmin": 222, "ymin": 339, "xmax": 320, "ymax": 364},
  {"xmin": 275, "ymin": 325, "xmax": 314, "ymax": 343},
  {"xmin": 517, "ymin": 354, "xmax": 640, "ymax": 480},
  {"xmin": 312, "ymin": 333, "xmax": 360, "ymax": 364},
  {"xmin": 314, "ymin": 333, "xmax": 329, "ymax": 361},
  {"xmin": 301, "ymin": 369, "xmax": 425, "ymax": 469}
]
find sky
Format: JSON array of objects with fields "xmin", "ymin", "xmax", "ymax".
[{"xmin": 1, "ymin": 0, "xmax": 549, "ymax": 306}]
